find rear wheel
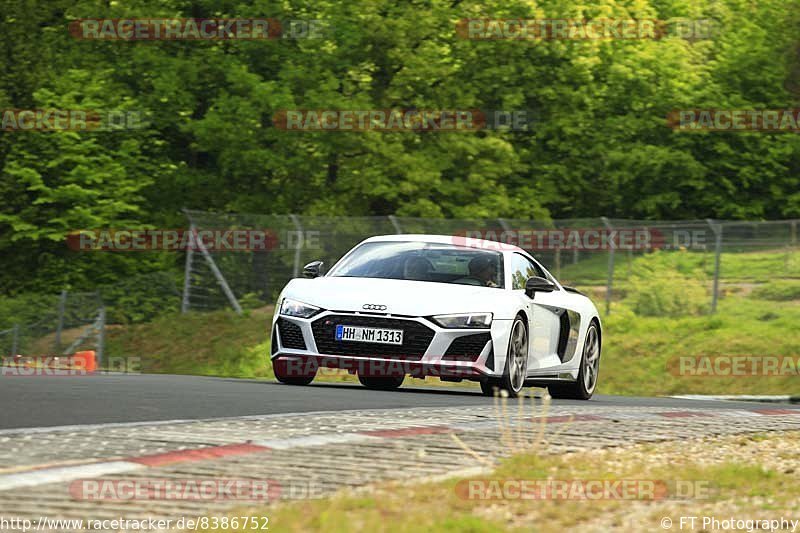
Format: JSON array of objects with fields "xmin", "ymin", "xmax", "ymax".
[
  {"xmin": 273, "ymin": 357, "xmax": 317, "ymax": 386},
  {"xmin": 482, "ymin": 317, "xmax": 528, "ymax": 398},
  {"xmin": 549, "ymin": 322, "xmax": 600, "ymax": 400},
  {"xmin": 358, "ymin": 374, "xmax": 405, "ymax": 390}
]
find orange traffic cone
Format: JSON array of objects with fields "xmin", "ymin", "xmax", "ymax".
[{"xmin": 72, "ymin": 350, "xmax": 97, "ymax": 373}]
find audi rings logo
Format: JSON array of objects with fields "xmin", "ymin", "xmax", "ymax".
[{"xmin": 362, "ymin": 304, "xmax": 387, "ymax": 311}]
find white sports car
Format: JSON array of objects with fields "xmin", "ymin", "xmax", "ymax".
[{"xmin": 269, "ymin": 235, "xmax": 602, "ymax": 399}]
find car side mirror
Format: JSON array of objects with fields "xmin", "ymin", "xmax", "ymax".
[
  {"xmin": 302, "ymin": 260, "xmax": 324, "ymax": 278},
  {"xmin": 525, "ymin": 276, "xmax": 556, "ymax": 297}
]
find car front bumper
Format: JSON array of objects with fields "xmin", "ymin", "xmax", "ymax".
[{"xmin": 270, "ymin": 310, "xmax": 513, "ymax": 380}]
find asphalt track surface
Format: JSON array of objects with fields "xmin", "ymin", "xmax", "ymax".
[{"xmin": 2, "ymin": 373, "xmax": 798, "ymax": 430}]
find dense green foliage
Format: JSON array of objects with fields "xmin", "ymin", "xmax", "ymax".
[{"xmin": 2, "ymin": 0, "xmax": 799, "ymax": 294}]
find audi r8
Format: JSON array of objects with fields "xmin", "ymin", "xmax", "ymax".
[{"xmin": 269, "ymin": 235, "xmax": 602, "ymax": 398}]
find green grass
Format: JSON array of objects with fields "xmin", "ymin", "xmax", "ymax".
[
  {"xmin": 598, "ymin": 296, "xmax": 800, "ymax": 396},
  {"xmin": 751, "ymin": 280, "xmax": 800, "ymax": 301},
  {"xmin": 559, "ymin": 248, "xmax": 800, "ymax": 285},
  {"xmin": 557, "ymin": 251, "xmax": 616, "ymax": 284},
  {"xmin": 105, "ymin": 307, "xmax": 275, "ymax": 379},
  {"xmin": 105, "ymin": 306, "xmax": 378, "ymax": 385}
]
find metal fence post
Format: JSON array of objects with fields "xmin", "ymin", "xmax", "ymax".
[
  {"xmin": 601, "ymin": 217, "xmax": 614, "ymax": 315},
  {"xmin": 555, "ymin": 248, "xmax": 561, "ymax": 279},
  {"xmin": 388, "ymin": 215, "xmax": 403, "ymax": 234},
  {"xmin": 706, "ymin": 219, "xmax": 722, "ymax": 314},
  {"xmin": 96, "ymin": 307, "xmax": 105, "ymax": 367},
  {"xmin": 792, "ymin": 220, "xmax": 798, "ymax": 247},
  {"xmin": 11, "ymin": 324, "xmax": 19, "ymax": 356},
  {"xmin": 54, "ymin": 289, "xmax": 67, "ymax": 351},
  {"xmin": 181, "ymin": 226, "xmax": 195, "ymax": 314},
  {"xmin": 193, "ymin": 227, "xmax": 243, "ymax": 314},
  {"xmin": 289, "ymin": 214, "xmax": 304, "ymax": 278}
]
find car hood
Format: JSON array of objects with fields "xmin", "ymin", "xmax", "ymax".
[{"xmin": 280, "ymin": 276, "xmax": 514, "ymax": 318}]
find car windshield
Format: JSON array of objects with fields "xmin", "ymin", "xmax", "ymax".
[{"xmin": 328, "ymin": 241, "xmax": 505, "ymax": 288}]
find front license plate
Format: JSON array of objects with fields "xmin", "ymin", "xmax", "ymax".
[{"xmin": 335, "ymin": 325, "xmax": 403, "ymax": 345}]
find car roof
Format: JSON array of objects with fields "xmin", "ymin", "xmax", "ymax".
[{"xmin": 362, "ymin": 234, "xmax": 526, "ymax": 254}]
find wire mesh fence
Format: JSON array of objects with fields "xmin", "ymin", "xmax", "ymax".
[
  {"xmin": 0, "ymin": 271, "xmax": 181, "ymax": 359},
  {"xmin": 0, "ymin": 291, "xmax": 102, "ymax": 359},
  {"xmin": 1, "ymin": 214, "xmax": 797, "ymax": 358},
  {"xmin": 181, "ymin": 211, "xmax": 800, "ymax": 316}
]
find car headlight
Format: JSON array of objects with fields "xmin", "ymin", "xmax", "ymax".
[
  {"xmin": 432, "ymin": 313, "xmax": 493, "ymax": 329},
  {"xmin": 280, "ymin": 298, "xmax": 321, "ymax": 318}
]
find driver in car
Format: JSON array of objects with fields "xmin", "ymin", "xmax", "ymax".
[{"xmin": 456, "ymin": 256, "xmax": 499, "ymax": 287}]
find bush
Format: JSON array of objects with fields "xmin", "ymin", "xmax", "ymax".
[
  {"xmin": 751, "ymin": 280, "xmax": 800, "ymax": 301},
  {"xmin": 623, "ymin": 250, "xmax": 710, "ymax": 317},
  {"xmin": 0, "ymin": 293, "xmax": 60, "ymax": 331},
  {"xmin": 238, "ymin": 292, "xmax": 270, "ymax": 310},
  {"xmin": 100, "ymin": 272, "xmax": 181, "ymax": 324}
]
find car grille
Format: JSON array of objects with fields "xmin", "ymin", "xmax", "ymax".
[
  {"xmin": 277, "ymin": 318, "xmax": 307, "ymax": 350},
  {"xmin": 442, "ymin": 333, "xmax": 491, "ymax": 362},
  {"xmin": 311, "ymin": 314, "xmax": 434, "ymax": 360}
]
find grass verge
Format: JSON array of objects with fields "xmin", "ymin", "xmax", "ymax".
[
  {"xmin": 201, "ymin": 431, "xmax": 800, "ymax": 532},
  {"xmin": 105, "ymin": 307, "xmax": 275, "ymax": 379},
  {"xmin": 600, "ymin": 296, "xmax": 800, "ymax": 396},
  {"xmin": 559, "ymin": 248, "xmax": 800, "ymax": 285}
]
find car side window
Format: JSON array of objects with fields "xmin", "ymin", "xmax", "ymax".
[
  {"xmin": 529, "ymin": 258, "xmax": 547, "ymax": 279},
  {"xmin": 510, "ymin": 253, "xmax": 543, "ymax": 290}
]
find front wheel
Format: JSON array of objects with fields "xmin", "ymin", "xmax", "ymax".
[
  {"xmin": 549, "ymin": 322, "xmax": 601, "ymax": 400},
  {"xmin": 273, "ymin": 357, "xmax": 317, "ymax": 386},
  {"xmin": 482, "ymin": 317, "xmax": 528, "ymax": 398},
  {"xmin": 358, "ymin": 374, "xmax": 405, "ymax": 390},
  {"xmin": 480, "ymin": 380, "xmax": 496, "ymax": 396}
]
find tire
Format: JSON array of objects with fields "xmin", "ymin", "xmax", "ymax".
[
  {"xmin": 273, "ymin": 357, "xmax": 317, "ymax": 386},
  {"xmin": 483, "ymin": 316, "xmax": 528, "ymax": 398},
  {"xmin": 358, "ymin": 374, "xmax": 405, "ymax": 390},
  {"xmin": 548, "ymin": 321, "xmax": 601, "ymax": 400}
]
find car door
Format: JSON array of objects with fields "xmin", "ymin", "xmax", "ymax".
[{"xmin": 508, "ymin": 253, "xmax": 563, "ymax": 372}]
